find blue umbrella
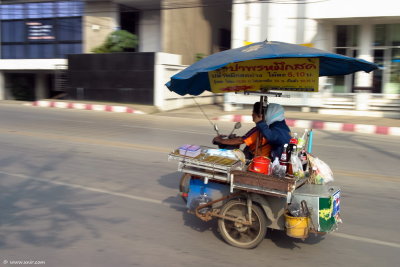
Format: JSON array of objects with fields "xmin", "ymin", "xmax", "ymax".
[{"xmin": 166, "ymin": 41, "xmax": 379, "ymax": 96}]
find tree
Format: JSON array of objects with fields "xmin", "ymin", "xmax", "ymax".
[{"xmin": 91, "ymin": 30, "xmax": 138, "ymax": 53}]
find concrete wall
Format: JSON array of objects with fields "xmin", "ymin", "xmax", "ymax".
[
  {"xmin": 232, "ymin": 1, "xmax": 317, "ymax": 48},
  {"xmin": 83, "ymin": 1, "xmax": 119, "ymax": 53},
  {"xmin": 161, "ymin": 1, "xmax": 231, "ymax": 65},
  {"xmin": 139, "ymin": 10, "xmax": 162, "ymax": 52},
  {"xmin": 154, "ymin": 52, "xmax": 221, "ymax": 110},
  {"xmin": 308, "ymin": 0, "xmax": 400, "ymax": 19}
]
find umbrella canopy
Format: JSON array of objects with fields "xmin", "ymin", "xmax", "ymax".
[{"xmin": 166, "ymin": 41, "xmax": 379, "ymax": 96}]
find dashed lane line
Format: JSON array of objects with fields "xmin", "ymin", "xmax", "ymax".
[
  {"xmin": 0, "ymin": 170, "xmax": 185, "ymax": 209},
  {"xmin": 1, "ymin": 129, "xmax": 398, "ymax": 183}
]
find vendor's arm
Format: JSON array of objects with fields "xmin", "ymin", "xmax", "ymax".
[
  {"xmin": 253, "ymin": 113, "xmax": 290, "ymax": 145},
  {"xmin": 255, "ymin": 121, "xmax": 280, "ymax": 143}
]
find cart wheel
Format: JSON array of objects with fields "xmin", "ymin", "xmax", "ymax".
[
  {"xmin": 179, "ymin": 173, "xmax": 191, "ymax": 203},
  {"xmin": 218, "ymin": 200, "xmax": 267, "ymax": 249}
]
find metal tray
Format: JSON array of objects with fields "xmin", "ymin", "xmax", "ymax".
[
  {"xmin": 231, "ymin": 170, "xmax": 307, "ymax": 197},
  {"xmin": 168, "ymin": 150, "xmax": 244, "ymax": 182}
]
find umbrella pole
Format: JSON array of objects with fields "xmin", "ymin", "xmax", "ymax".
[{"xmin": 254, "ymin": 95, "xmax": 267, "ymax": 157}]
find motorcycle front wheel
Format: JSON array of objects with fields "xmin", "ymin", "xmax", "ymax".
[{"xmin": 179, "ymin": 173, "xmax": 191, "ymax": 203}]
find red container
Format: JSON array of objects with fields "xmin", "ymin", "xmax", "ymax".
[
  {"xmin": 289, "ymin": 138, "xmax": 298, "ymax": 145},
  {"xmin": 248, "ymin": 156, "xmax": 271, "ymax": 175}
]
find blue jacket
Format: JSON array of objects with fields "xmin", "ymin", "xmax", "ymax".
[{"xmin": 255, "ymin": 120, "xmax": 291, "ymax": 158}]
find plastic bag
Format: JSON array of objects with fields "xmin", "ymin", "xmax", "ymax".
[
  {"xmin": 291, "ymin": 154, "xmax": 304, "ymax": 179},
  {"xmin": 271, "ymin": 157, "xmax": 286, "ymax": 178},
  {"xmin": 308, "ymin": 155, "xmax": 334, "ymax": 184}
]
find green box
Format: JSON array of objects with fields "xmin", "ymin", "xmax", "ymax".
[{"xmin": 292, "ymin": 184, "xmax": 341, "ymax": 232}]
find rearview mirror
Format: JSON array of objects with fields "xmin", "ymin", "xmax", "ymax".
[{"xmin": 234, "ymin": 122, "xmax": 242, "ymax": 130}]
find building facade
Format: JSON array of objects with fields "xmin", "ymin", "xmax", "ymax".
[
  {"xmin": 0, "ymin": 0, "xmax": 232, "ymax": 101},
  {"xmin": 232, "ymin": 0, "xmax": 400, "ymax": 94},
  {"xmin": 1, "ymin": 0, "xmax": 398, "ymax": 103}
]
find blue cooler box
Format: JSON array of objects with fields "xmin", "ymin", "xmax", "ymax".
[{"xmin": 187, "ymin": 179, "xmax": 230, "ymax": 210}]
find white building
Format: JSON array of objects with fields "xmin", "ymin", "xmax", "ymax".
[{"xmin": 232, "ymin": 0, "xmax": 400, "ymax": 94}]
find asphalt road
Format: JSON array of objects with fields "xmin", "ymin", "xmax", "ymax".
[{"xmin": 0, "ymin": 103, "xmax": 399, "ymax": 267}]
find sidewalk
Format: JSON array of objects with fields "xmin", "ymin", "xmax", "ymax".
[{"xmin": 22, "ymin": 99, "xmax": 400, "ymax": 136}]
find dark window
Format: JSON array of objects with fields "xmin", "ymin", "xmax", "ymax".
[
  {"xmin": 374, "ymin": 24, "xmax": 387, "ymax": 46},
  {"xmin": 57, "ymin": 18, "xmax": 82, "ymax": 41},
  {"xmin": 1, "ymin": 21, "xmax": 25, "ymax": 42},
  {"xmin": 2, "ymin": 44, "xmax": 25, "ymax": 59},
  {"xmin": 27, "ymin": 44, "xmax": 55, "ymax": 59},
  {"xmin": 336, "ymin": 26, "xmax": 347, "ymax": 47},
  {"xmin": 219, "ymin": 28, "xmax": 231, "ymax": 51},
  {"xmin": 57, "ymin": 43, "xmax": 82, "ymax": 57},
  {"xmin": 27, "ymin": 2, "xmax": 55, "ymax": 19},
  {"xmin": 335, "ymin": 25, "xmax": 358, "ymax": 47},
  {"xmin": 0, "ymin": 4, "xmax": 24, "ymax": 20},
  {"xmin": 390, "ymin": 24, "xmax": 400, "ymax": 46},
  {"xmin": 56, "ymin": 1, "xmax": 84, "ymax": 17},
  {"xmin": 0, "ymin": 1, "xmax": 83, "ymax": 59}
]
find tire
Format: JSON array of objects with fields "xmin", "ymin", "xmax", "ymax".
[
  {"xmin": 179, "ymin": 173, "xmax": 191, "ymax": 203},
  {"xmin": 218, "ymin": 200, "xmax": 267, "ymax": 249}
]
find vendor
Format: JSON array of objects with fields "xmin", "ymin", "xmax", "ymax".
[
  {"xmin": 253, "ymin": 103, "xmax": 291, "ymax": 159},
  {"xmin": 213, "ymin": 102, "xmax": 291, "ymax": 159}
]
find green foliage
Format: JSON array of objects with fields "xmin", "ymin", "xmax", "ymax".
[
  {"xmin": 92, "ymin": 30, "xmax": 138, "ymax": 53},
  {"xmin": 195, "ymin": 53, "xmax": 205, "ymax": 61}
]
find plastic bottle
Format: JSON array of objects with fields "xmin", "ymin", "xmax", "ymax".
[
  {"xmin": 279, "ymin": 144, "xmax": 289, "ymax": 175},
  {"xmin": 297, "ymin": 129, "xmax": 308, "ymax": 151},
  {"xmin": 280, "ymin": 144, "xmax": 288, "ymax": 162},
  {"xmin": 288, "ymin": 133, "xmax": 298, "ymax": 158},
  {"xmin": 287, "ymin": 145, "xmax": 297, "ymax": 177}
]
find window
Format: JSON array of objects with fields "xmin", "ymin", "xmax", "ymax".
[
  {"xmin": 1, "ymin": 21, "xmax": 25, "ymax": 42},
  {"xmin": 0, "ymin": 1, "xmax": 83, "ymax": 59},
  {"xmin": 27, "ymin": 2, "xmax": 55, "ymax": 19},
  {"xmin": 0, "ymin": 4, "xmax": 24, "ymax": 20},
  {"xmin": 332, "ymin": 25, "xmax": 360, "ymax": 93},
  {"xmin": 57, "ymin": 18, "xmax": 82, "ymax": 41},
  {"xmin": 336, "ymin": 25, "xmax": 358, "ymax": 47},
  {"xmin": 56, "ymin": 1, "xmax": 84, "ymax": 17},
  {"xmin": 373, "ymin": 24, "xmax": 400, "ymax": 93}
]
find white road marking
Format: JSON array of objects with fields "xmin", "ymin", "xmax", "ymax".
[
  {"xmin": 121, "ymin": 124, "xmax": 214, "ymax": 135},
  {"xmin": 0, "ymin": 170, "xmax": 185, "ymax": 209},
  {"xmin": 1, "ymin": 170, "xmax": 399, "ymax": 249},
  {"xmin": 331, "ymin": 232, "xmax": 400, "ymax": 249}
]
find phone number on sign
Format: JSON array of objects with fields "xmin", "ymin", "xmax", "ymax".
[{"xmin": 3, "ymin": 260, "xmax": 46, "ymax": 265}]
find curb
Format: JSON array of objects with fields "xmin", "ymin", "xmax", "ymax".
[
  {"xmin": 27, "ymin": 100, "xmax": 146, "ymax": 115},
  {"xmin": 213, "ymin": 114, "xmax": 400, "ymax": 136}
]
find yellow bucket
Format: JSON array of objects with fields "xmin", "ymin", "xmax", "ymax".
[{"xmin": 284, "ymin": 213, "xmax": 310, "ymax": 239}]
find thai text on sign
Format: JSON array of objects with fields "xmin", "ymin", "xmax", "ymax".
[{"xmin": 208, "ymin": 58, "xmax": 319, "ymax": 93}]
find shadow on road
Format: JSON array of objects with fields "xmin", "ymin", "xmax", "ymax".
[
  {"xmin": 268, "ymin": 229, "xmax": 325, "ymax": 249},
  {"xmin": 0, "ymin": 151, "xmax": 126, "ymax": 249},
  {"xmin": 158, "ymin": 171, "xmax": 181, "ymax": 190}
]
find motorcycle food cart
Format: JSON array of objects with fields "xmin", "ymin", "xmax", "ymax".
[{"xmin": 166, "ymin": 41, "xmax": 378, "ymax": 248}]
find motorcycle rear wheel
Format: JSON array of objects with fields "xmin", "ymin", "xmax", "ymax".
[{"xmin": 218, "ymin": 200, "xmax": 267, "ymax": 249}]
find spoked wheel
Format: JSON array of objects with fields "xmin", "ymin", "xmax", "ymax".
[
  {"xmin": 179, "ymin": 173, "xmax": 191, "ymax": 203},
  {"xmin": 218, "ymin": 200, "xmax": 267, "ymax": 249}
]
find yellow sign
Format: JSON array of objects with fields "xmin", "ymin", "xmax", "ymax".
[{"xmin": 208, "ymin": 58, "xmax": 319, "ymax": 93}]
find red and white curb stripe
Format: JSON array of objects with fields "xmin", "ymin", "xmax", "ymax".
[
  {"xmin": 27, "ymin": 100, "xmax": 145, "ymax": 114},
  {"xmin": 214, "ymin": 114, "xmax": 400, "ymax": 136}
]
